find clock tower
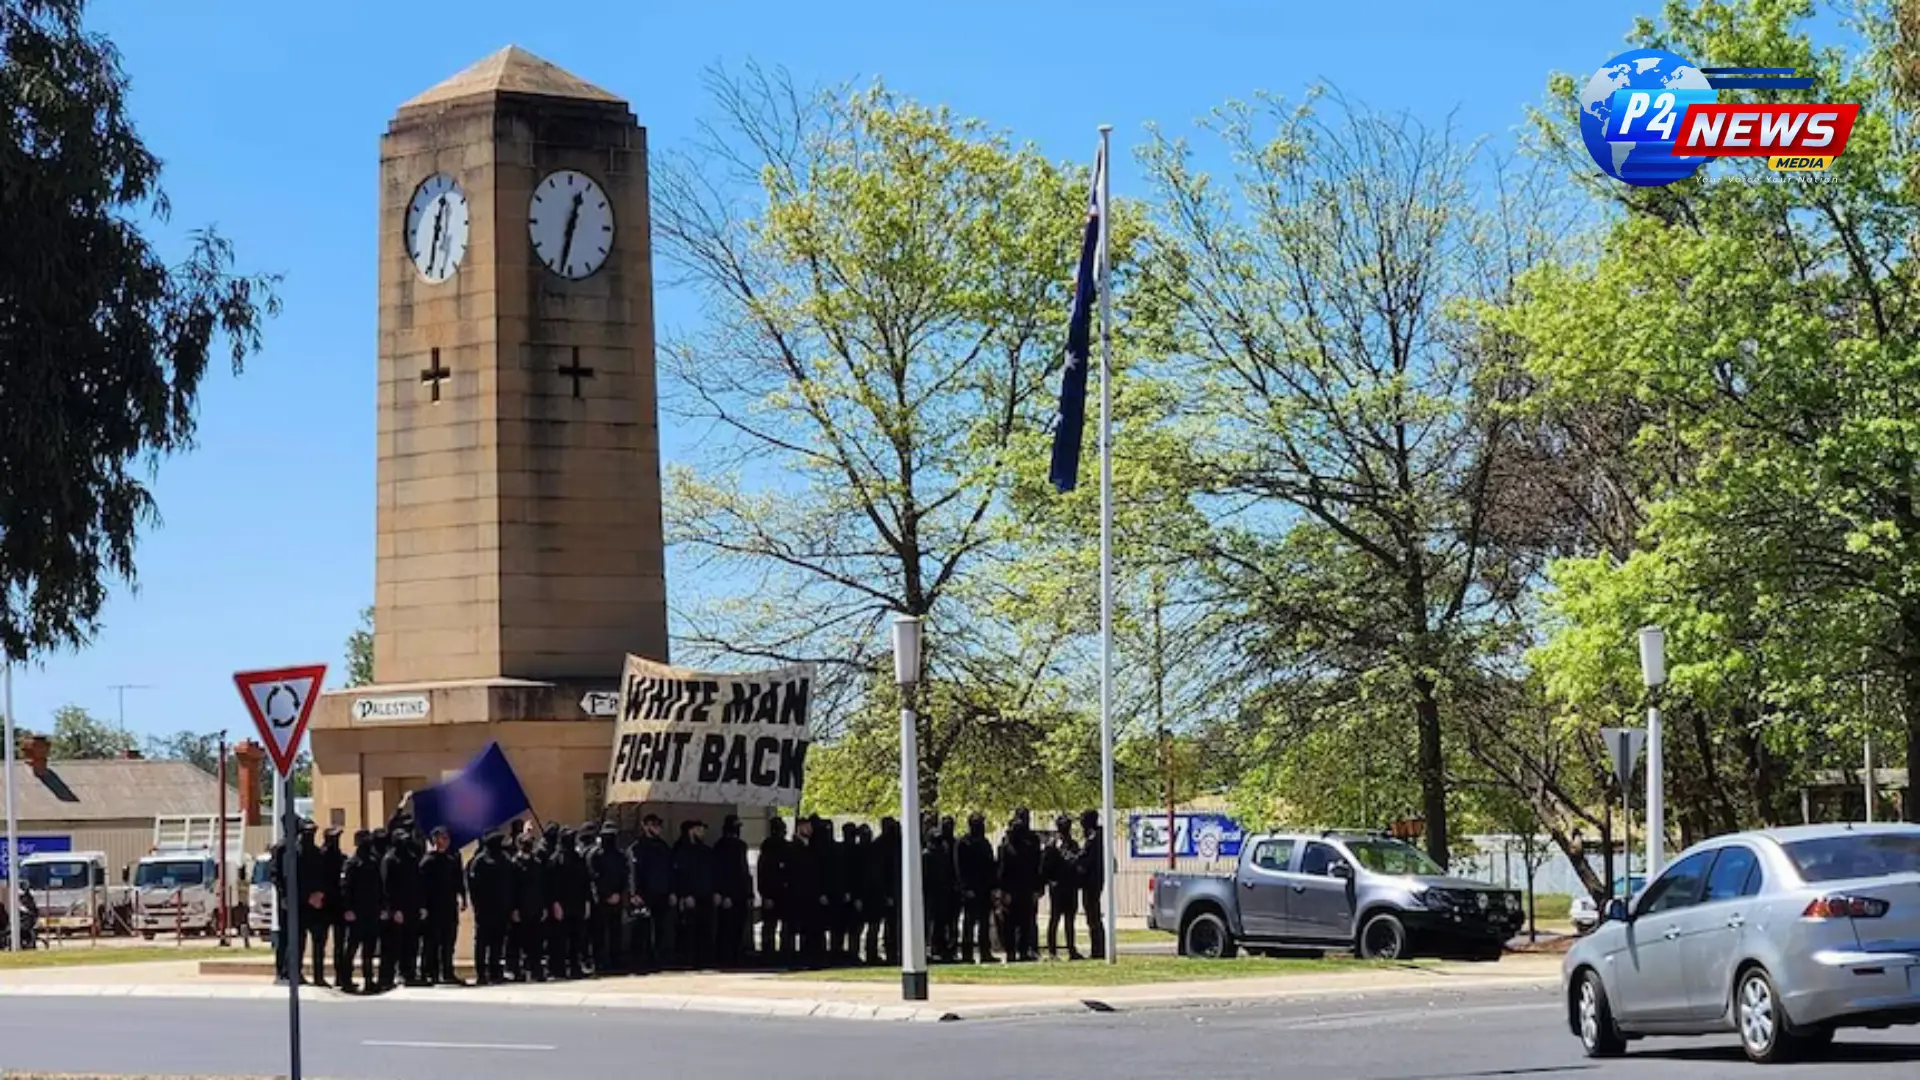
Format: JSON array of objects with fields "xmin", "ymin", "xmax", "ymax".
[{"xmin": 310, "ymin": 47, "xmax": 677, "ymax": 836}]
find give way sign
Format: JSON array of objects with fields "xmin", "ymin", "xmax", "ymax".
[{"xmin": 234, "ymin": 664, "xmax": 328, "ymax": 776}]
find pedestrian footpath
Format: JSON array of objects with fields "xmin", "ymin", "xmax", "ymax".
[{"xmin": 0, "ymin": 953, "xmax": 1563, "ymax": 1022}]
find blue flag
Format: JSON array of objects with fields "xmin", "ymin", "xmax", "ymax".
[
  {"xmin": 410, "ymin": 742, "xmax": 532, "ymax": 848},
  {"xmin": 1049, "ymin": 142, "xmax": 1106, "ymax": 494}
]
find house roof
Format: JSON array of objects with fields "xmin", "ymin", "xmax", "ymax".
[
  {"xmin": 400, "ymin": 46, "xmax": 624, "ymax": 110},
  {"xmin": 4, "ymin": 759, "xmax": 238, "ymax": 822}
]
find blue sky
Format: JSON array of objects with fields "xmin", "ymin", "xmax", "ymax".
[{"xmin": 11, "ymin": 0, "xmax": 1660, "ymax": 741}]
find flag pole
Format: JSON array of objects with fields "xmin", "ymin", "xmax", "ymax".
[
  {"xmin": 5, "ymin": 660, "xmax": 19, "ymax": 954},
  {"xmin": 1096, "ymin": 123, "xmax": 1118, "ymax": 966}
]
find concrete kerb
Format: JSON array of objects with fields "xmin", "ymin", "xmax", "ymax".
[{"xmin": 0, "ymin": 969, "xmax": 1560, "ymax": 1023}]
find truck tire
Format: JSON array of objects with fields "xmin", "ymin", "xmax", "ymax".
[
  {"xmin": 1356, "ymin": 911, "xmax": 1410, "ymax": 960},
  {"xmin": 1181, "ymin": 910, "xmax": 1236, "ymax": 960}
]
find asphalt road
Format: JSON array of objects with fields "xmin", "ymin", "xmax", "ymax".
[{"xmin": 3, "ymin": 986, "xmax": 1919, "ymax": 1079}]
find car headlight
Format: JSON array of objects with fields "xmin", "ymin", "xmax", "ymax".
[{"xmin": 1416, "ymin": 887, "xmax": 1454, "ymax": 910}]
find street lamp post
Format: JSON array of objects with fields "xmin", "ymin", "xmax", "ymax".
[
  {"xmin": 892, "ymin": 615, "xmax": 929, "ymax": 1002},
  {"xmin": 1637, "ymin": 626, "xmax": 1667, "ymax": 878}
]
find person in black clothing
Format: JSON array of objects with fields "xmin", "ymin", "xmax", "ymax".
[
  {"xmin": 420, "ymin": 827, "xmax": 468, "ymax": 986},
  {"xmin": 713, "ymin": 815, "xmax": 753, "ymax": 968},
  {"xmin": 574, "ymin": 826, "xmax": 599, "ymax": 973},
  {"xmin": 466, "ymin": 831, "xmax": 513, "ymax": 984},
  {"xmin": 320, "ymin": 826, "xmax": 347, "ymax": 984},
  {"xmin": 627, "ymin": 814, "xmax": 675, "ymax": 972},
  {"xmin": 380, "ymin": 828, "xmax": 425, "ymax": 988},
  {"xmin": 1043, "ymin": 815, "xmax": 1082, "ymax": 960},
  {"xmin": 808, "ymin": 817, "xmax": 838, "ymax": 963},
  {"xmin": 870, "ymin": 818, "xmax": 903, "ymax": 966},
  {"xmin": 755, "ymin": 816, "xmax": 791, "ymax": 965},
  {"xmin": 293, "ymin": 820, "xmax": 331, "ymax": 986},
  {"xmin": 924, "ymin": 815, "xmax": 958, "ymax": 962},
  {"xmin": 672, "ymin": 820, "xmax": 716, "ymax": 968},
  {"xmin": 955, "ymin": 813, "xmax": 997, "ymax": 963},
  {"xmin": 784, "ymin": 817, "xmax": 824, "ymax": 965},
  {"xmin": 999, "ymin": 808, "xmax": 1043, "ymax": 962},
  {"xmin": 268, "ymin": 834, "xmax": 289, "ymax": 981},
  {"xmin": 337, "ymin": 830, "xmax": 381, "ymax": 993},
  {"xmin": 365, "ymin": 829, "xmax": 389, "ymax": 979},
  {"xmin": 838, "ymin": 823, "xmax": 869, "ymax": 963},
  {"xmin": 1076, "ymin": 809, "xmax": 1106, "ymax": 960},
  {"xmin": 508, "ymin": 832, "xmax": 548, "ymax": 982},
  {"xmin": 547, "ymin": 826, "xmax": 587, "ymax": 979},
  {"xmin": 588, "ymin": 823, "xmax": 630, "ymax": 976}
]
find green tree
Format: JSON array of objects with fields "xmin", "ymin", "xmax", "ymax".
[
  {"xmin": 1136, "ymin": 92, "xmax": 1562, "ymax": 864},
  {"xmin": 0, "ymin": 0, "xmax": 279, "ymax": 663},
  {"xmin": 655, "ymin": 65, "xmax": 1144, "ymax": 811},
  {"xmin": 344, "ymin": 606, "xmax": 373, "ymax": 687},
  {"xmin": 47, "ymin": 703, "xmax": 136, "ymax": 759},
  {"xmin": 1504, "ymin": 0, "xmax": 1920, "ymax": 822},
  {"xmin": 145, "ymin": 729, "xmax": 220, "ymax": 776}
]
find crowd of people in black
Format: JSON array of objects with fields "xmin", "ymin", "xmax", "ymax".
[{"xmin": 271, "ymin": 805, "xmax": 1106, "ymax": 992}]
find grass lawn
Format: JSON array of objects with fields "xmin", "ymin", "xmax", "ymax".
[
  {"xmin": 1527, "ymin": 895, "xmax": 1572, "ymax": 923},
  {"xmin": 0, "ymin": 945, "xmax": 250, "ymax": 971},
  {"xmin": 787, "ymin": 953, "xmax": 1408, "ymax": 986}
]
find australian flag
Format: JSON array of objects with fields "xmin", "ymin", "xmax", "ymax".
[
  {"xmin": 1049, "ymin": 141, "xmax": 1107, "ymax": 494},
  {"xmin": 410, "ymin": 742, "xmax": 532, "ymax": 848}
]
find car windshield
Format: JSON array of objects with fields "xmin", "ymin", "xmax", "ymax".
[
  {"xmin": 1783, "ymin": 833, "xmax": 1920, "ymax": 883},
  {"xmin": 135, "ymin": 861, "xmax": 205, "ymax": 888},
  {"xmin": 252, "ymin": 859, "xmax": 272, "ymax": 886},
  {"xmin": 22, "ymin": 861, "xmax": 89, "ymax": 890},
  {"xmin": 1344, "ymin": 838, "xmax": 1445, "ymax": 876}
]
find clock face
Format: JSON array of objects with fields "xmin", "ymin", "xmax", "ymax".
[
  {"xmin": 528, "ymin": 169, "xmax": 614, "ymax": 280},
  {"xmin": 404, "ymin": 172, "xmax": 469, "ymax": 283}
]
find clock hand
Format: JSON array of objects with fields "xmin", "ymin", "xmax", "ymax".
[
  {"xmin": 427, "ymin": 198, "xmax": 448, "ymax": 276},
  {"xmin": 559, "ymin": 191, "xmax": 584, "ymax": 273}
]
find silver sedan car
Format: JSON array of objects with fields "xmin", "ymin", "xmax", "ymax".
[{"xmin": 1563, "ymin": 823, "xmax": 1920, "ymax": 1064}]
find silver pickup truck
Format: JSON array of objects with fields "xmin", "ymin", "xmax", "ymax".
[{"xmin": 1148, "ymin": 830, "xmax": 1522, "ymax": 961}]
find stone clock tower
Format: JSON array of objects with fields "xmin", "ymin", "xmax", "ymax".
[{"xmin": 310, "ymin": 47, "xmax": 679, "ymax": 836}]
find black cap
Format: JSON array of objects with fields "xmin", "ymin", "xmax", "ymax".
[
  {"xmin": 600, "ymin": 823, "xmax": 619, "ymax": 837},
  {"xmin": 324, "ymin": 825, "xmax": 344, "ymax": 838},
  {"xmin": 1080, "ymin": 808, "xmax": 1100, "ymax": 828},
  {"xmin": 352, "ymin": 829, "xmax": 371, "ymax": 846}
]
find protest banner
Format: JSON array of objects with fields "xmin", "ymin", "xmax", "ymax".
[{"xmin": 605, "ymin": 655, "xmax": 815, "ymax": 807}]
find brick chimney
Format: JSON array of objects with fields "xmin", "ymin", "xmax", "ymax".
[
  {"xmin": 233, "ymin": 739, "xmax": 265, "ymax": 825},
  {"xmin": 24, "ymin": 735, "xmax": 49, "ymax": 778}
]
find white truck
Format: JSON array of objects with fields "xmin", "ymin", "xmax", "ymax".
[
  {"xmin": 17, "ymin": 850, "xmax": 130, "ymax": 937},
  {"xmin": 247, "ymin": 852, "xmax": 276, "ymax": 935},
  {"xmin": 130, "ymin": 814, "xmax": 248, "ymax": 938}
]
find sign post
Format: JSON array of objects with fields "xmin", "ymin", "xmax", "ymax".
[
  {"xmin": 234, "ymin": 663, "xmax": 326, "ymax": 1080},
  {"xmin": 1600, "ymin": 727, "xmax": 1646, "ymax": 901}
]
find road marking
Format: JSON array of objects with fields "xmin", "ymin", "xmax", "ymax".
[
  {"xmin": 362, "ymin": 1040, "xmax": 555, "ymax": 1051},
  {"xmin": 1290, "ymin": 1001, "xmax": 1557, "ymax": 1030}
]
